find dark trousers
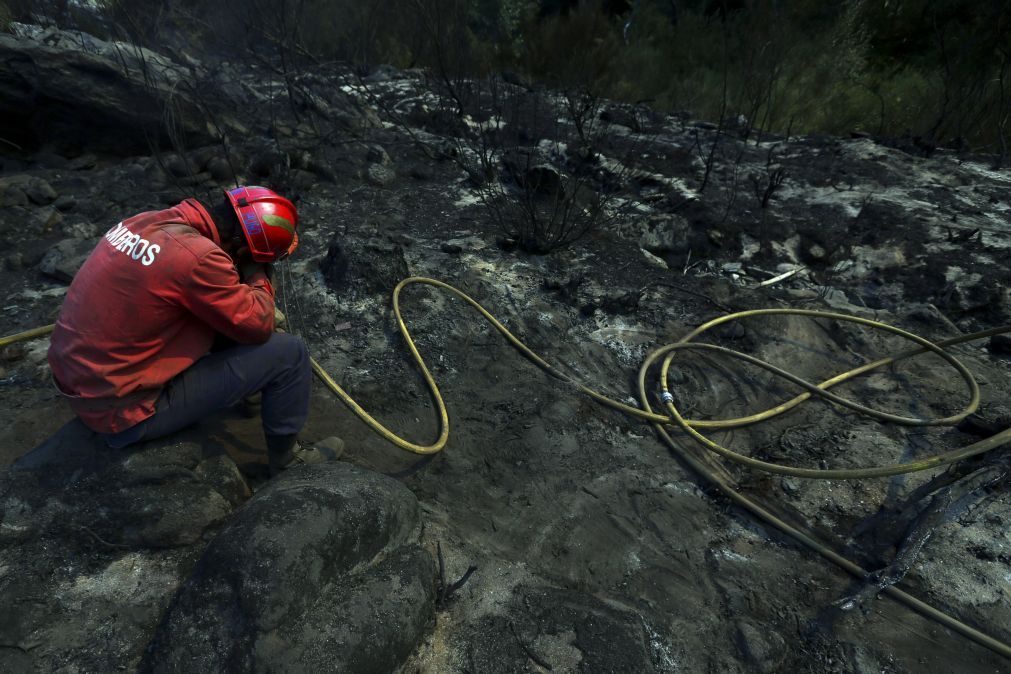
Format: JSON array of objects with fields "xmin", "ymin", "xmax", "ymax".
[{"xmin": 104, "ymin": 332, "xmax": 311, "ymax": 449}]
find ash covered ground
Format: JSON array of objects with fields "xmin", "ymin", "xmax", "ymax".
[{"xmin": 2, "ymin": 26, "xmax": 1011, "ymax": 673}]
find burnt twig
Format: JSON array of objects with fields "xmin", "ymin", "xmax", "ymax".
[
  {"xmin": 945, "ymin": 226, "xmax": 981, "ymax": 244},
  {"xmin": 436, "ymin": 541, "xmax": 478, "ymax": 606},
  {"xmin": 753, "ymin": 166, "xmax": 787, "ymax": 209},
  {"xmin": 79, "ymin": 525, "xmax": 130, "ymax": 550}
]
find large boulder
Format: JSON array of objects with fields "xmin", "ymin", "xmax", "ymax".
[
  {"xmin": 1, "ymin": 424, "xmax": 433, "ymax": 673},
  {"xmin": 0, "ymin": 28, "xmax": 246, "ymax": 154},
  {"xmin": 140, "ymin": 463, "xmax": 435, "ymax": 673}
]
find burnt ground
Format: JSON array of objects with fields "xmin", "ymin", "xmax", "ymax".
[{"xmin": 3, "ymin": 44, "xmax": 1011, "ymax": 672}]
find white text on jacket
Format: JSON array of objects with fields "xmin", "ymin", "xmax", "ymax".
[{"xmin": 104, "ymin": 222, "xmax": 161, "ymax": 266}]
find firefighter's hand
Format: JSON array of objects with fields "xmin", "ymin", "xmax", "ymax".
[{"xmin": 234, "ymin": 246, "xmax": 272, "ymax": 282}]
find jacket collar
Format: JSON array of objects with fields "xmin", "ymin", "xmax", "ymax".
[{"xmin": 176, "ymin": 199, "xmax": 221, "ymax": 246}]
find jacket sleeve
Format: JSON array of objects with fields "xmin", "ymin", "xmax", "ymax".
[{"xmin": 177, "ymin": 247, "xmax": 276, "ymax": 343}]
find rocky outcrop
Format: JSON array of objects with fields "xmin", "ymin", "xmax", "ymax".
[
  {"xmin": 140, "ymin": 463, "xmax": 434, "ymax": 673},
  {"xmin": 0, "ymin": 28, "xmax": 246, "ymax": 154},
  {"xmin": 4, "ymin": 39, "xmax": 1011, "ymax": 673},
  {"xmin": 0, "ymin": 422, "xmax": 238, "ymax": 672},
  {"xmin": 0, "ymin": 424, "xmax": 434, "ymax": 672}
]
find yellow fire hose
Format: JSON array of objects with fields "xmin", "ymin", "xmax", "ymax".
[{"xmin": 4, "ymin": 275, "xmax": 1011, "ymax": 659}]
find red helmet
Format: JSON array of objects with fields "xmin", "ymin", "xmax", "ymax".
[{"xmin": 225, "ymin": 186, "xmax": 299, "ymax": 262}]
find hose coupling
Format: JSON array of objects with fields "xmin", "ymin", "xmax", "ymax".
[{"xmin": 660, "ymin": 391, "xmax": 674, "ymax": 404}]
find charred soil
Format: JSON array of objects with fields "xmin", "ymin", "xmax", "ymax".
[{"xmin": 2, "ymin": 33, "xmax": 1011, "ymax": 673}]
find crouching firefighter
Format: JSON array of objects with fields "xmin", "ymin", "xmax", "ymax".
[{"xmin": 47, "ymin": 186, "xmax": 342, "ymax": 475}]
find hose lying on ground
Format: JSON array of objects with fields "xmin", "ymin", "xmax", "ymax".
[{"xmin": 4, "ymin": 275, "xmax": 1011, "ymax": 659}]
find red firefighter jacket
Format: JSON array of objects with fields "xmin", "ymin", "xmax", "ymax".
[{"xmin": 48, "ymin": 199, "xmax": 275, "ymax": 433}]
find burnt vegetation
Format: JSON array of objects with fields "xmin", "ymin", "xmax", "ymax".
[
  {"xmin": 4, "ymin": 4, "xmax": 1011, "ymax": 672},
  {"xmin": 3, "ymin": 0, "xmax": 1009, "ymax": 255}
]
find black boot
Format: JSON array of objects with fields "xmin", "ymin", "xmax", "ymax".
[{"xmin": 266, "ymin": 434, "xmax": 345, "ymax": 477}]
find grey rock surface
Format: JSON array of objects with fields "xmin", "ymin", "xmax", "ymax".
[
  {"xmin": 53, "ymin": 194, "xmax": 77, "ymax": 212},
  {"xmin": 367, "ymin": 144, "xmax": 392, "ymax": 166},
  {"xmin": 366, "ymin": 163, "xmax": 397, "ymax": 187},
  {"xmin": 1, "ymin": 424, "xmax": 433, "ymax": 673},
  {"xmin": 140, "ymin": 462, "xmax": 434, "ymax": 673},
  {"xmin": 633, "ymin": 213, "xmax": 691, "ymax": 254},
  {"xmin": 0, "ymin": 422, "xmax": 240, "ymax": 672},
  {"xmin": 460, "ymin": 586, "xmax": 677, "ymax": 673},
  {"xmin": 0, "ymin": 183, "xmax": 27, "ymax": 207},
  {"xmin": 28, "ymin": 205, "xmax": 64, "ymax": 232},
  {"xmin": 23, "ymin": 177, "xmax": 57, "ymax": 205},
  {"xmin": 38, "ymin": 237, "xmax": 96, "ymax": 282},
  {"xmin": 735, "ymin": 619, "xmax": 787, "ymax": 673}
]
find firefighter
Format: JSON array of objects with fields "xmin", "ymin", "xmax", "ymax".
[{"xmin": 47, "ymin": 186, "xmax": 342, "ymax": 475}]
